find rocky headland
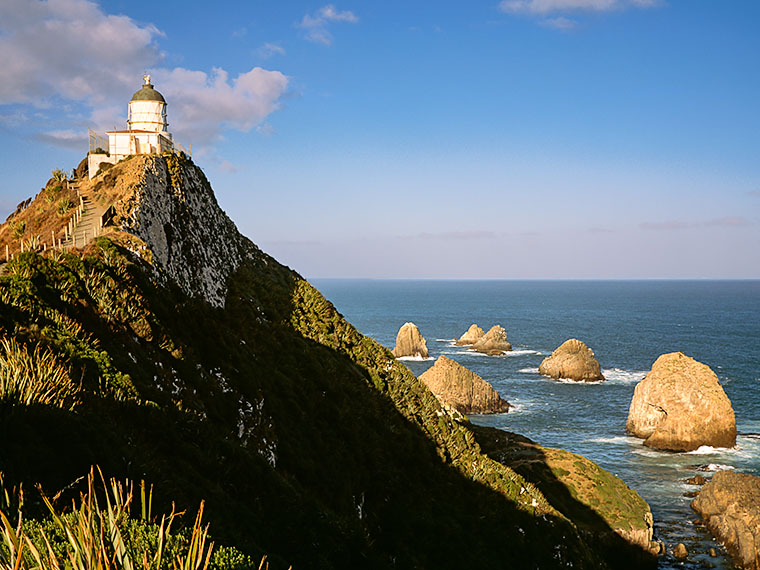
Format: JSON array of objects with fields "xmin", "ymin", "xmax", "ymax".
[
  {"xmin": 626, "ymin": 352, "xmax": 736, "ymax": 451},
  {"xmin": 455, "ymin": 324, "xmax": 485, "ymax": 346},
  {"xmin": 419, "ymin": 355, "xmax": 510, "ymax": 414},
  {"xmin": 0, "ymin": 153, "xmax": 660, "ymax": 569},
  {"xmin": 391, "ymin": 321, "xmax": 429, "ymax": 358},
  {"xmin": 538, "ymin": 338, "xmax": 605, "ymax": 382},
  {"xmin": 691, "ymin": 471, "xmax": 760, "ymax": 569},
  {"xmin": 470, "ymin": 325, "xmax": 512, "ymax": 355}
]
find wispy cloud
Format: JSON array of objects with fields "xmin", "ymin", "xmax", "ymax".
[
  {"xmin": 297, "ymin": 5, "xmax": 359, "ymax": 46},
  {"xmin": 640, "ymin": 217, "xmax": 752, "ymax": 231},
  {"xmin": 499, "ymin": 0, "xmax": 656, "ymax": 14},
  {"xmin": 398, "ymin": 231, "xmax": 500, "ymax": 241},
  {"xmin": 541, "ymin": 16, "xmax": 579, "ymax": 29},
  {"xmin": 254, "ymin": 42, "xmax": 286, "ymax": 59},
  {"xmin": 0, "ymin": 0, "xmax": 289, "ymax": 150},
  {"xmin": 748, "ymin": 190, "xmax": 760, "ymax": 198},
  {"xmin": 498, "ymin": 0, "xmax": 659, "ymax": 29}
]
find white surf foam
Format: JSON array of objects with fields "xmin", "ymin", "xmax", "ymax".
[
  {"xmin": 700, "ymin": 463, "xmax": 735, "ymax": 472},
  {"xmin": 587, "ymin": 436, "xmax": 638, "ymax": 445},
  {"xmin": 602, "ymin": 368, "xmax": 647, "ymax": 383},
  {"xmin": 556, "ymin": 377, "xmax": 605, "ymax": 385},
  {"xmin": 396, "ymin": 355, "xmax": 434, "ymax": 362},
  {"xmin": 686, "ymin": 445, "xmax": 735, "ymax": 455},
  {"xmin": 518, "ymin": 367, "xmax": 539, "ymax": 374},
  {"xmin": 505, "ymin": 349, "xmax": 541, "ymax": 357}
]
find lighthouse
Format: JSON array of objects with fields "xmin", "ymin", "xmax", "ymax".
[
  {"xmin": 128, "ymin": 74, "xmax": 170, "ymax": 133},
  {"xmin": 88, "ymin": 75, "xmax": 182, "ymax": 178}
]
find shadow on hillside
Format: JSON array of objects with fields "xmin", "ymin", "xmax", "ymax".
[{"xmin": 0, "ymin": 244, "xmax": 658, "ymax": 569}]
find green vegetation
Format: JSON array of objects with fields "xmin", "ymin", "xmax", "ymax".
[
  {"xmin": 10, "ymin": 221, "xmax": 25, "ymax": 240},
  {"xmin": 0, "ymin": 155, "xmax": 654, "ymax": 569},
  {"xmin": 0, "ymin": 470, "xmax": 262, "ymax": 570},
  {"xmin": 0, "ymin": 337, "xmax": 80, "ymax": 410},
  {"xmin": 57, "ymin": 198, "xmax": 73, "ymax": 216}
]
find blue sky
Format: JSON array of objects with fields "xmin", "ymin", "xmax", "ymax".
[{"xmin": 1, "ymin": 0, "xmax": 758, "ymax": 278}]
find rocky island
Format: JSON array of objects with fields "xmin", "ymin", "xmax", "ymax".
[
  {"xmin": 419, "ymin": 355, "xmax": 510, "ymax": 414},
  {"xmin": 626, "ymin": 352, "xmax": 736, "ymax": 451},
  {"xmin": 539, "ymin": 338, "xmax": 605, "ymax": 382},
  {"xmin": 470, "ymin": 325, "xmax": 512, "ymax": 355},
  {"xmin": 391, "ymin": 321, "xmax": 429, "ymax": 358}
]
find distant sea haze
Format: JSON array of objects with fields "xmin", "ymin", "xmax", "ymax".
[{"xmin": 313, "ymin": 279, "xmax": 760, "ymax": 570}]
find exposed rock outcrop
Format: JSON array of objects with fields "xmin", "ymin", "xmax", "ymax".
[
  {"xmin": 419, "ymin": 356, "xmax": 510, "ymax": 414},
  {"xmin": 538, "ymin": 339, "xmax": 605, "ymax": 382},
  {"xmin": 692, "ymin": 471, "xmax": 760, "ymax": 569},
  {"xmin": 391, "ymin": 322, "xmax": 429, "ymax": 359},
  {"xmin": 470, "ymin": 325, "xmax": 512, "ymax": 355},
  {"xmin": 626, "ymin": 352, "xmax": 736, "ymax": 451},
  {"xmin": 455, "ymin": 324, "xmax": 485, "ymax": 346}
]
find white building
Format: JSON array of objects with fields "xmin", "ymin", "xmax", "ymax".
[{"xmin": 88, "ymin": 75, "xmax": 179, "ymax": 178}]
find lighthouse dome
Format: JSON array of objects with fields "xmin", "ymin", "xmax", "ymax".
[{"xmin": 130, "ymin": 77, "xmax": 165, "ymax": 103}]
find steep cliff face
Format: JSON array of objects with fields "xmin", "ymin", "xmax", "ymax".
[
  {"xmin": 0, "ymin": 154, "xmax": 654, "ymax": 569},
  {"xmin": 115, "ymin": 154, "xmax": 259, "ymax": 308}
]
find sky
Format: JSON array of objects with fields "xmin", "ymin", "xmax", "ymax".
[{"xmin": 0, "ymin": 0, "xmax": 758, "ymax": 278}]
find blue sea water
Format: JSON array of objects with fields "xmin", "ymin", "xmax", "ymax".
[{"xmin": 312, "ymin": 279, "xmax": 760, "ymax": 569}]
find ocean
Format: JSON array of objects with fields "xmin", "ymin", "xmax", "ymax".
[{"xmin": 311, "ymin": 279, "xmax": 760, "ymax": 570}]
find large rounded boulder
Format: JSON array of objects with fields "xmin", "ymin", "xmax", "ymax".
[
  {"xmin": 470, "ymin": 325, "xmax": 512, "ymax": 355},
  {"xmin": 391, "ymin": 322, "xmax": 429, "ymax": 359},
  {"xmin": 455, "ymin": 324, "xmax": 485, "ymax": 346},
  {"xmin": 419, "ymin": 356, "xmax": 510, "ymax": 414},
  {"xmin": 626, "ymin": 352, "xmax": 736, "ymax": 451},
  {"xmin": 538, "ymin": 339, "xmax": 605, "ymax": 382}
]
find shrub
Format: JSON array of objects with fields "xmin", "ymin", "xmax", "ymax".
[
  {"xmin": 57, "ymin": 198, "xmax": 74, "ymax": 215},
  {"xmin": 51, "ymin": 168, "xmax": 67, "ymax": 182},
  {"xmin": 11, "ymin": 220, "xmax": 25, "ymax": 240}
]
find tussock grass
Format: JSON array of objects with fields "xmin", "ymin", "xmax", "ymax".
[{"xmin": 0, "ymin": 338, "xmax": 80, "ymax": 410}]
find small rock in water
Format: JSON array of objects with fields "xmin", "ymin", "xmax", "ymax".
[
  {"xmin": 673, "ymin": 543, "xmax": 688, "ymax": 559},
  {"xmin": 683, "ymin": 490, "xmax": 699, "ymax": 498},
  {"xmin": 709, "ymin": 547, "xmax": 717, "ymax": 557},
  {"xmin": 687, "ymin": 474, "xmax": 707, "ymax": 485},
  {"xmin": 692, "ymin": 518, "xmax": 704, "ymax": 526}
]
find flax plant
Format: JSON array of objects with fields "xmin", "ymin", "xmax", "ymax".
[{"xmin": 0, "ymin": 338, "xmax": 80, "ymax": 410}]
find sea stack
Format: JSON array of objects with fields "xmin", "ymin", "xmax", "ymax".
[
  {"xmin": 692, "ymin": 471, "xmax": 760, "ymax": 570},
  {"xmin": 455, "ymin": 324, "xmax": 485, "ymax": 346},
  {"xmin": 471, "ymin": 325, "xmax": 512, "ymax": 355},
  {"xmin": 538, "ymin": 339, "xmax": 605, "ymax": 382},
  {"xmin": 391, "ymin": 322, "xmax": 429, "ymax": 359},
  {"xmin": 419, "ymin": 356, "xmax": 510, "ymax": 414},
  {"xmin": 626, "ymin": 352, "xmax": 736, "ymax": 451}
]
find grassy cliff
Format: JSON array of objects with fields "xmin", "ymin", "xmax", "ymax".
[{"xmin": 0, "ymin": 155, "xmax": 654, "ymax": 569}]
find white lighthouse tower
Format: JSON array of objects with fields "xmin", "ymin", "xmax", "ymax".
[{"xmin": 88, "ymin": 75, "xmax": 181, "ymax": 178}]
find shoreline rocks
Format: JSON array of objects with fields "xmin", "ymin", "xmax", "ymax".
[
  {"xmin": 471, "ymin": 325, "xmax": 512, "ymax": 355},
  {"xmin": 419, "ymin": 356, "xmax": 510, "ymax": 414},
  {"xmin": 455, "ymin": 324, "xmax": 485, "ymax": 346},
  {"xmin": 626, "ymin": 352, "xmax": 736, "ymax": 451},
  {"xmin": 691, "ymin": 471, "xmax": 760, "ymax": 569},
  {"xmin": 538, "ymin": 339, "xmax": 605, "ymax": 382},
  {"xmin": 391, "ymin": 322, "xmax": 429, "ymax": 359}
]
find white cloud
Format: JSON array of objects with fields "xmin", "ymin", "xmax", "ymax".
[
  {"xmin": 298, "ymin": 5, "xmax": 359, "ymax": 46},
  {"xmin": 0, "ymin": 0, "xmax": 289, "ymax": 150},
  {"xmin": 498, "ymin": 0, "xmax": 650, "ymax": 14},
  {"xmin": 153, "ymin": 67, "xmax": 288, "ymax": 144}
]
